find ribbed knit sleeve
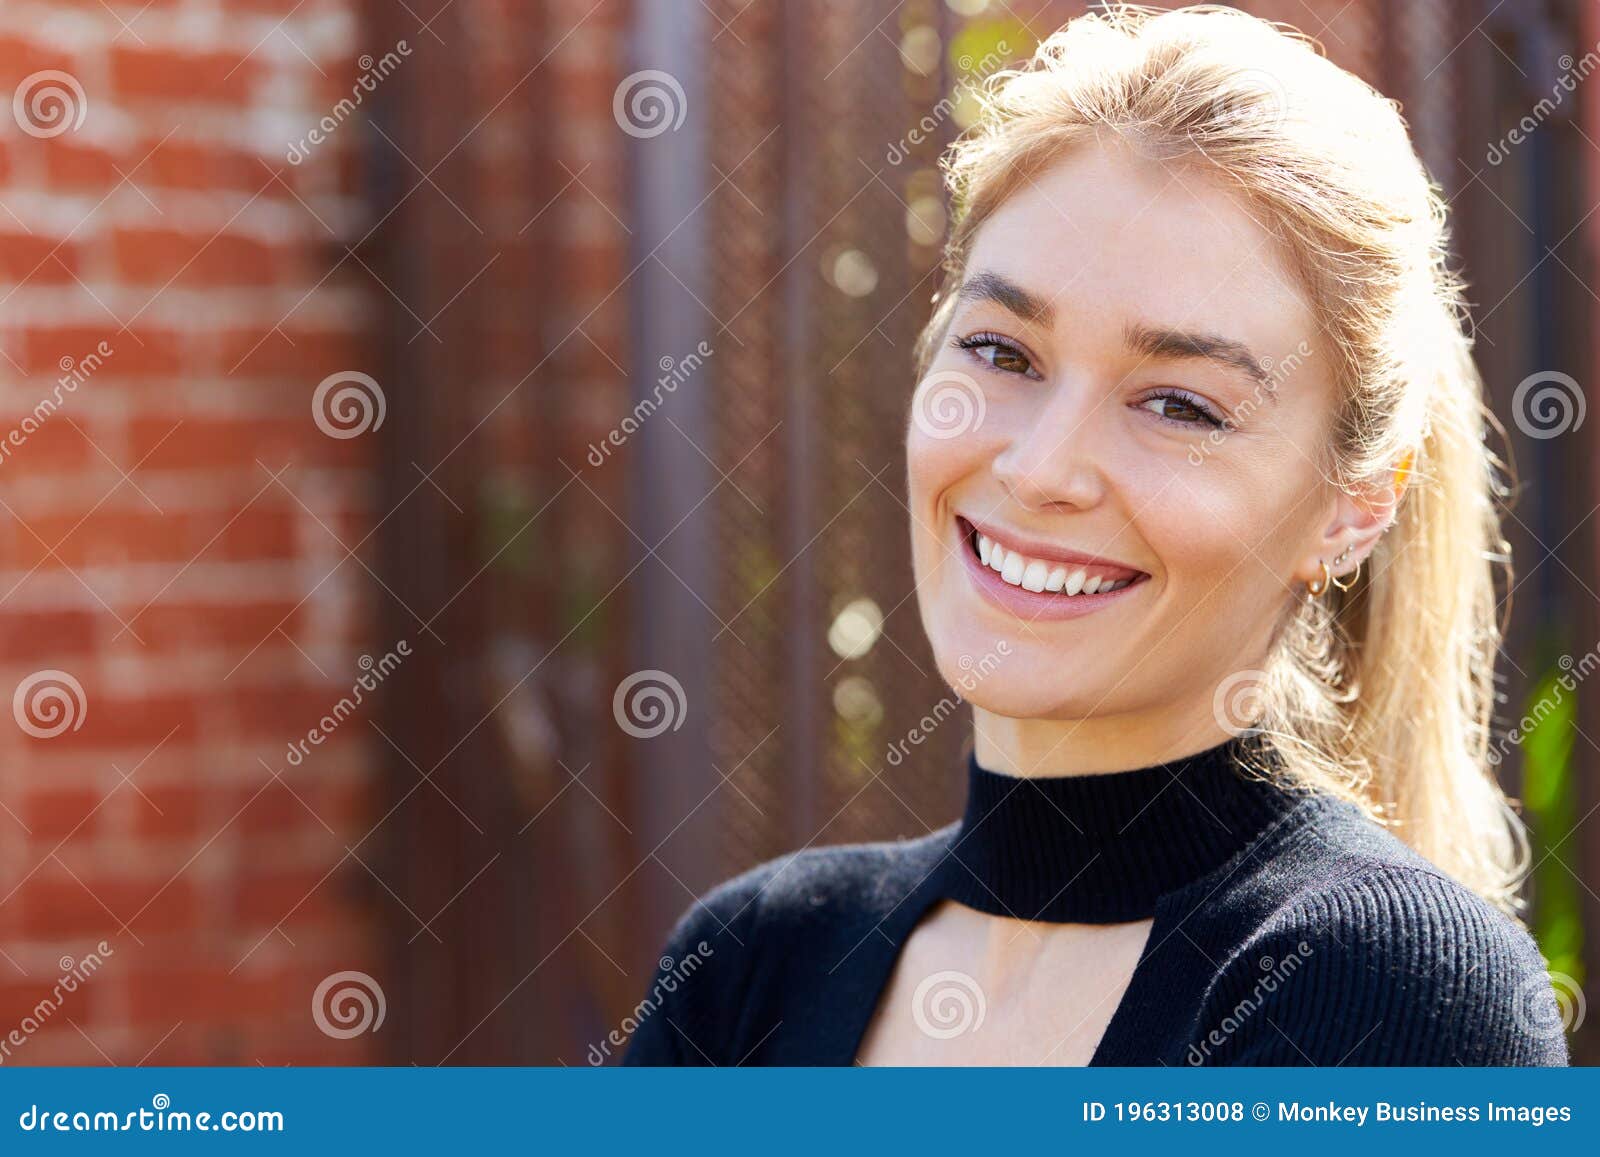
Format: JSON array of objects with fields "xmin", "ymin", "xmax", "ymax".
[{"xmin": 1192, "ymin": 863, "xmax": 1570, "ymax": 1066}]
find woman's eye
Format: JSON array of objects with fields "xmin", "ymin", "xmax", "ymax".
[
  {"xmin": 954, "ymin": 333, "xmax": 1039, "ymax": 378},
  {"xmin": 1140, "ymin": 393, "xmax": 1225, "ymax": 429}
]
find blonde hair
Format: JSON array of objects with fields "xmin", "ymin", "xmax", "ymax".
[{"xmin": 916, "ymin": 4, "xmax": 1525, "ymax": 912}]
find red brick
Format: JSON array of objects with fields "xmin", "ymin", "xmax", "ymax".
[
  {"xmin": 113, "ymin": 228, "xmax": 278, "ymax": 287},
  {"xmin": 0, "ymin": 35, "xmax": 76, "ymax": 85},
  {"xmin": 0, "ymin": 608, "xmax": 98, "ymax": 659},
  {"xmin": 131, "ymin": 784, "xmax": 207, "ymax": 838},
  {"xmin": 44, "ymin": 140, "xmax": 121, "ymax": 189},
  {"xmin": 137, "ymin": 600, "xmax": 302, "ymax": 650},
  {"xmin": 144, "ymin": 139, "xmax": 264, "ymax": 193},
  {"xmin": 23, "ymin": 327, "xmax": 184, "ymax": 378},
  {"xmin": 0, "ymin": 231, "xmax": 82, "ymax": 283},
  {"xmin": 128, "ymin": 415, "xmax": 326, "ymax": 470},
  {"xmin": 110, "ymin": 47, "xmax": 261, "ymax": 106},
  {"xmin": 20, "ymin": 874, "xmax": 199, "ymax": 937},
  {"xmin": 24, "ymin": 786, "xmax": 102, "ymax": 839},
  {"xmin": 72, "ymin": 694, "xmax": 198, "ymax": 749}
]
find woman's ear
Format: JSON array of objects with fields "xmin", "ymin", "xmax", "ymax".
[{"xmin": 1293, "ymin": 456, "xmax": 1409, "ymax": 587}]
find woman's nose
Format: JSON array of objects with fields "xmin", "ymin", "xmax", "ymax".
[{"xmin": 990, "ymin": 394, "xmax": 1107, "ymax": 512}]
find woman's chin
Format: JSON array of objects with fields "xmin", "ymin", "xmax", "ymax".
[{"xmin": 931, "ymin": 653, "xmax": 1090, "ymax": 721}]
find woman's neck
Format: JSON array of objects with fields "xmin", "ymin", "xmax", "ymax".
[{"xmin": 971, "ymin": 706, "xmax": 1239, "ymax": 778}]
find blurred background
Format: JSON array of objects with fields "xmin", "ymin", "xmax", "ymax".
[{"xmin": 0, "ymin": 0, "xmax": 1594, "ymax": 1066}]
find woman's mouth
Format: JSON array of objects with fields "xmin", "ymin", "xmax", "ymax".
[{"xmin": 955, "ymin": 515, "xmax": 1149, "ymax": 620}]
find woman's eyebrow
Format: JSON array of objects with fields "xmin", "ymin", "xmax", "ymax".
[
  {"xmin": 1123, "ymin": 321, "xmax": 1274, "ymax": 394},
  {"xmin": 955, "ymin": 271, "xmax": 1056, "ymax": 326}
]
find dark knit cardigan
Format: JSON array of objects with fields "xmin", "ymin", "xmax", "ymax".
[{"xmin": 622, "ymin": 736, "xmax": 1569, "ymax": 1066}]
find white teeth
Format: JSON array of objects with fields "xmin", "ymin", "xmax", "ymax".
[{"xmin": 968, "ymin": 525, "xmax": 1139, "ymax": 597}]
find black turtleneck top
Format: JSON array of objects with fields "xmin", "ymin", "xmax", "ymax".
[{"xmin": 621, "ymin": 736, "xmax": 1569, "ymax": 1066}]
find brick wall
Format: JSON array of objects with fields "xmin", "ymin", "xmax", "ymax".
[{"xmin": 0, "ymin": 0, "xmax": 380, "ymax": 1064}]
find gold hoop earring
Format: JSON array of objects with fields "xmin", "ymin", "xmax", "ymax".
[
  {"xmin": 1329, "ymin": 544, "xmax": 1358, "ymax": 592},
  {"xmin": 1307, "ymin": 559, "xmax": 1332, "ymax": 596}
]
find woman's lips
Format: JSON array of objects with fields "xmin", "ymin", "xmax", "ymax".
[{"xmin": 955, "ymin": 517, "xmax": 1148, "ymax": 621}]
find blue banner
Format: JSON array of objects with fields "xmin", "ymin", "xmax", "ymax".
[{"xmin": 0, "ymin": 1067, "xmax": 1590, "ymax": 1152}]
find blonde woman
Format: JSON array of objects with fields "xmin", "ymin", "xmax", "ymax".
[{"xmin": 623, "ymin": 4, "xmax": 1568, "ymax": 1066}]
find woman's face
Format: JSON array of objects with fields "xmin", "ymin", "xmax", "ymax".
[{"xmin": 908, "ymin": 138, "xmax": 1372, "ymax": 727}]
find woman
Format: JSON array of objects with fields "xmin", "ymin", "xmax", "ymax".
[{"xmin": 623, "ymin": 4, "xmax": 1569, "ymax": 1066}]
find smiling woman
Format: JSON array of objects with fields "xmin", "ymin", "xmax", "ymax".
[{"xmin": 621, "ymin": 3, "xmax": 1568, "ymax": 1067}]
